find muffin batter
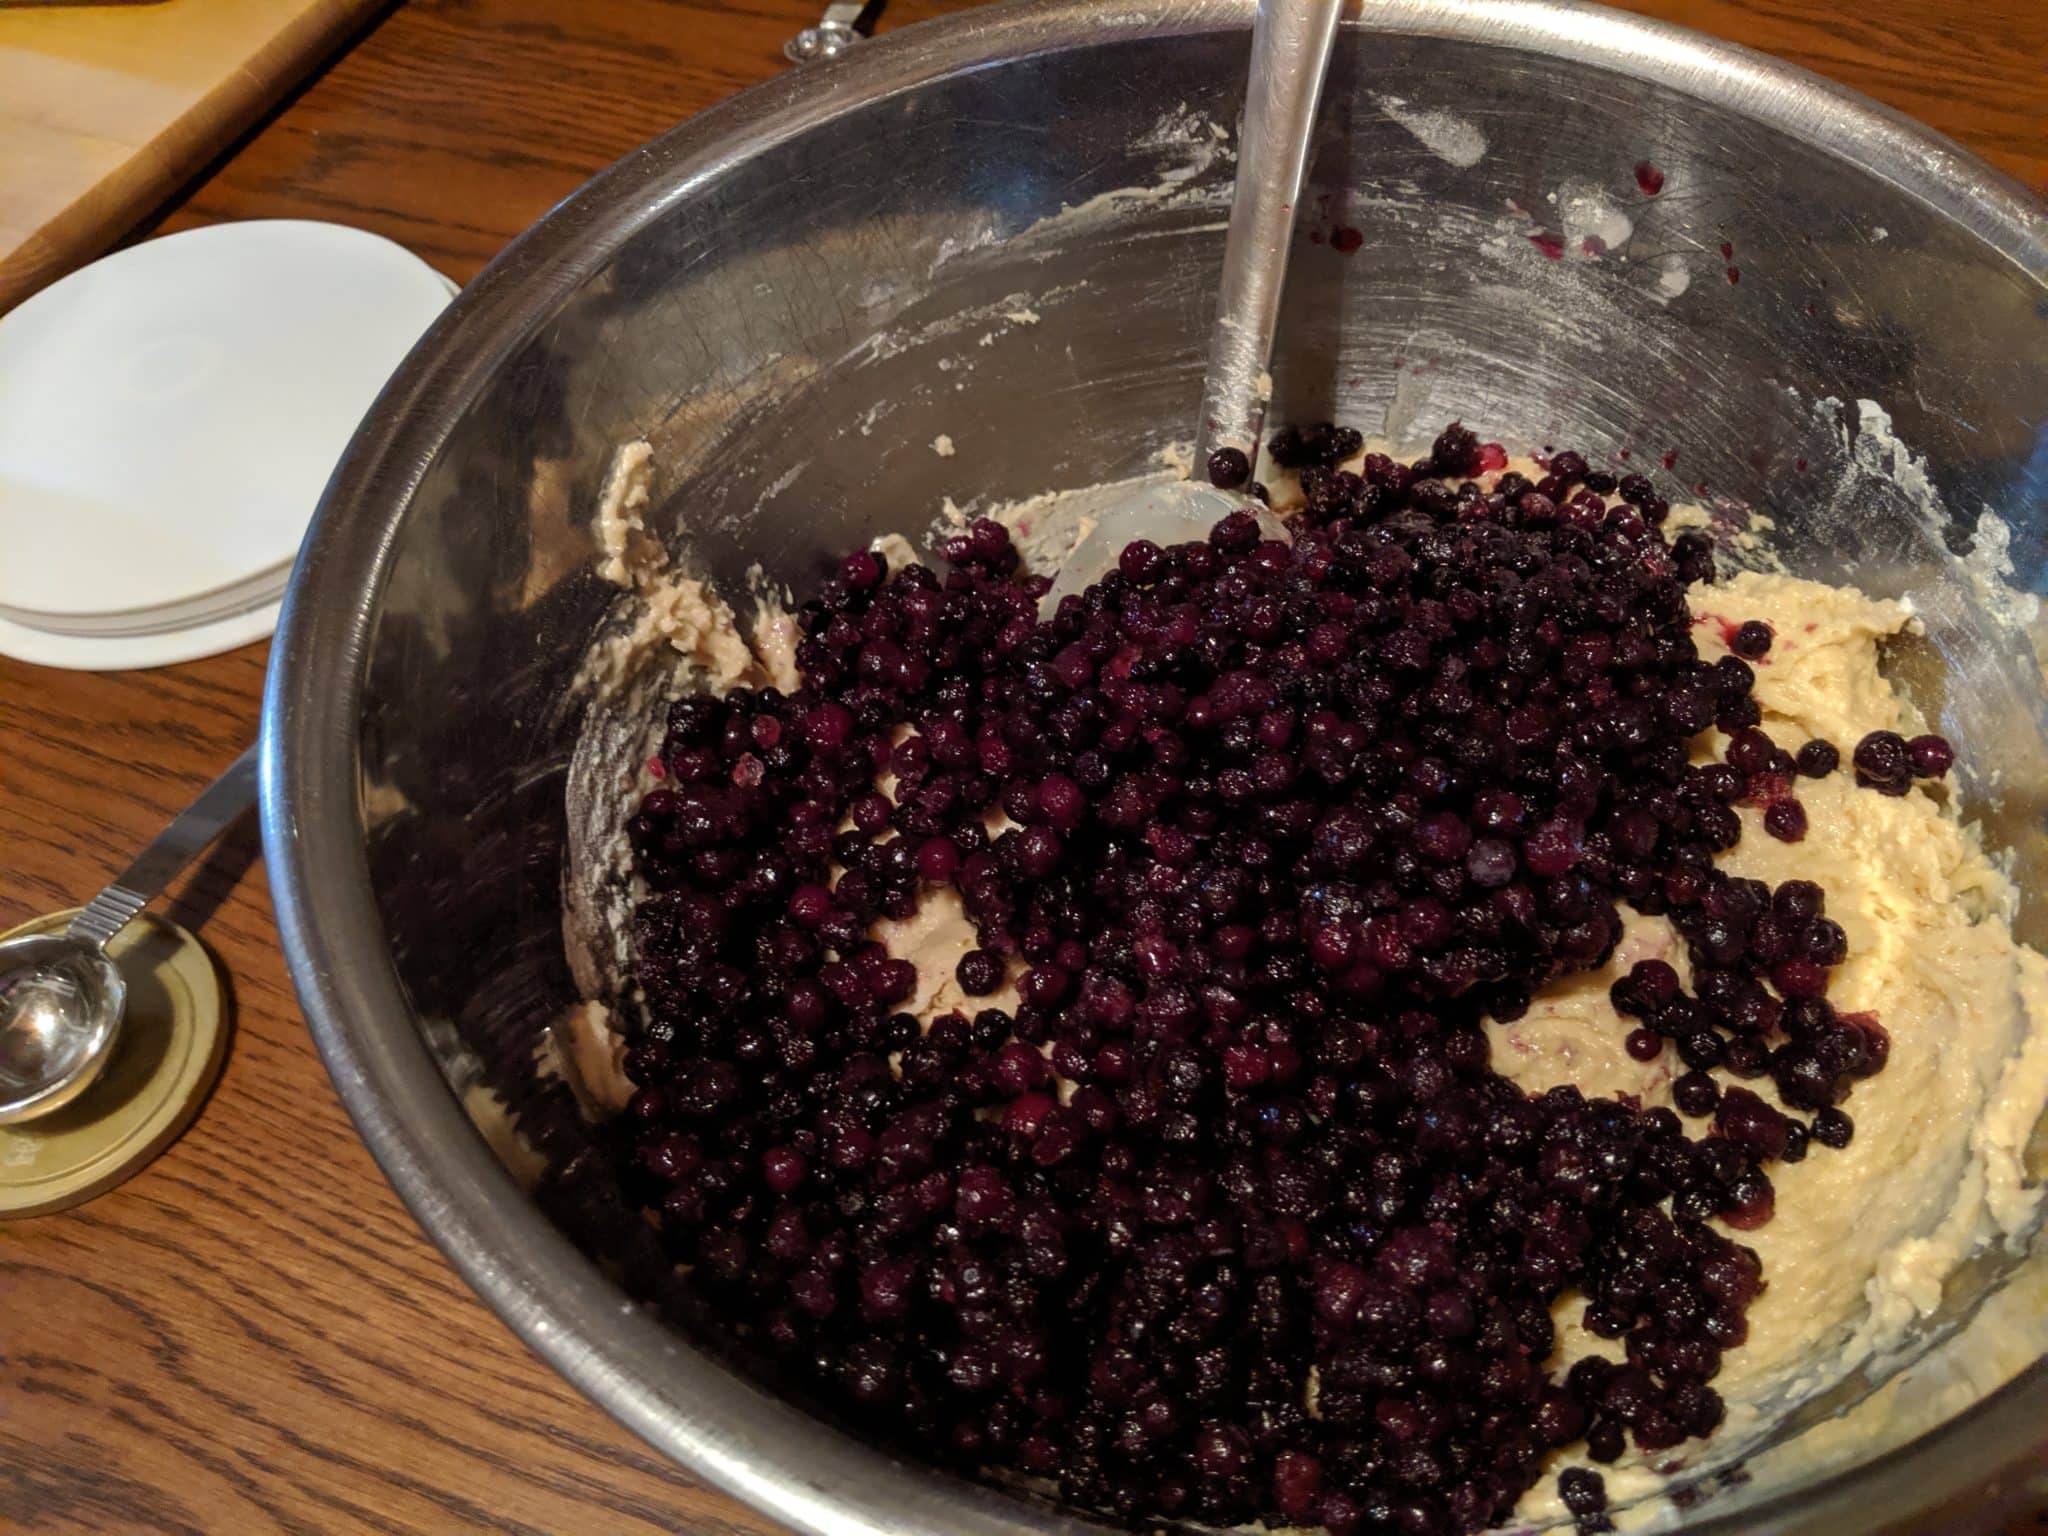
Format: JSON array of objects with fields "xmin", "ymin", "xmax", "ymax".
[
  {"xmin": 1496, "ymin": 568, "xmax": 2048, "ymax": 1519},
  {"xmin": 561, "ymin": 433, "xmax": 2048, "ymax": 1530}
]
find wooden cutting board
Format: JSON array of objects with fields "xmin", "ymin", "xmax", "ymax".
[{"xmin": 0, "ymin": 0, "xmax": 385, "ymax": 313}]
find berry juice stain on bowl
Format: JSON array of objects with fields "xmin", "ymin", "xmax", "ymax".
[{"xmin": 560, "ymin": 414, "xmax": 2048, "ymax": 1535}]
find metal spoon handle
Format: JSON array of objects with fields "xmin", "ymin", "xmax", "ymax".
[
  {"xmin": 67, "ymin": 746, "xmax": 260, "ymax": 950},
  {"xmin": 1192, "ymin": 0, "xmax": 1343, "ymax": 470}
]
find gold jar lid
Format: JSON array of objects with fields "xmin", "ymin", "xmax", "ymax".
[{"xmin": 0, "ymin": 909, "xmax": 225, "ymax": 1218}]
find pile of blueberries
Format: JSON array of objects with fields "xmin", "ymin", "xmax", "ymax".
[{"xmin": 618, "ymin": 423, "xmax": 1948, "ymax": 1534}]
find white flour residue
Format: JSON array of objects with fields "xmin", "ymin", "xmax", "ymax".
[
  {"xmin": 1803, "ymin": 396, "xmax": 2045, "ymax": 738},
  {"xmin": 1373, "ymin": 93, "xmax": 1488, "ymax": 167},
  {"xmin": 1027, "ymin": 174, "xmax": 1222, "ymax": 238},
  {"xmin": 1844, "ymin": 399, "xmax": 1940, "ymax": 521},
  {"xmin": 1014, "ymin": 104, "xmax": 1234, "ymax": 245},
  {"xmin": 752, "ymin": 458, "xmax": 808, "ymax": 513},
  {"xmin": 1655, "ymin": 255, "xmax": 1692, "ymax": 301},
  {"xmin": 931, "ymin": 434, "xmax": 956, "ymax": 458},
  {"xmin": 1134, "ymin": 100, "xmax": 1226, "ymax": 155},
  {"xmin": 1946, "ymin": 511, "xmax": 2044, "ymax": 644},
  {"xmin": 841, "ymin": 289, "xmax": 1048, "ymax": 369},
  {"xmin": 1960, "ymin": 508, "xmax": 2037, "ymax": 627},
  {"xmin": 841, "ymin": 282, "xmax": 1086, "ymax": 414},
  {"xmin": 930, "ymin": 225, "xmax": 1000, "ymax": 277},
  {"xmin": 1556, "ymin": 179, "xmax": 1634, "ymax": 256}
]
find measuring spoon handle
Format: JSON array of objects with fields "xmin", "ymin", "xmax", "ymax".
[
  {"xmin": 1193, "ymin": 0, "xmax": 1345, "ymax": 468},
  {"xmin": 67, "ymin": 745, "xmax": 260, "ymax": 950}
]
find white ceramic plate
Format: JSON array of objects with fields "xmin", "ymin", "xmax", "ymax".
[
  {"xmin": 0, "ymin": 599, "xmax": 284, "ymax": 672},
  {"xmin": 0, "ymin": 222, "xmax": 455, "ymax": 669}
]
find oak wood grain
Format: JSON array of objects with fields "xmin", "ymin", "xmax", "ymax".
[
  {"xmin": 0, "ymin": 0, "xmax": 391, "ymax": 312},
  {"xmin": 0, "ymin": 1, "xmax": 2041, "ymax": 1532}
]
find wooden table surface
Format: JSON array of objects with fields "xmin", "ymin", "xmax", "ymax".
[{"xmin": 1, "ymin": 1, "xmax": 2042, "ymax": 1532}]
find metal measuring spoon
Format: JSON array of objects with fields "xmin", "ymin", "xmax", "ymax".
[
  {"xmin": 1040, "ymin": 0, "xmax": 1342, "ymax": 616},
  {"xmin": 0, "ymin": 745, "xmax": 256, "ymax": 1124}
]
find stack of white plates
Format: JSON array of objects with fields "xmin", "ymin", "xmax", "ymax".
[{"xmin": 0, "ymin": 221, "xmax": 456, "ymax": 670}]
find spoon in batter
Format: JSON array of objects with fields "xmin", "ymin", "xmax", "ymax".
[
  {"xmin": 0, "ymin": 745, "xmax": 256, "ymax": 1124},
  {"xmin": 1041, "ymin": 0, "xmax": 1343, "ymax": 616}
]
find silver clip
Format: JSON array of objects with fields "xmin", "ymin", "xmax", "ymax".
[{"xmin": 785, "ymin": 0, "xmax": 876, "ymax": 63}]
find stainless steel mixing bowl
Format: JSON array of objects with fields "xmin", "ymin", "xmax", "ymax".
[{"xmin": 263, "ymin": 1, "xmax": 2048, "ymax": 1530}]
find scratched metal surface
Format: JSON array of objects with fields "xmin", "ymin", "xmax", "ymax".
[{"xmin": 270, "ymin": 2, "xmax": 2048, "ymax": 1533}]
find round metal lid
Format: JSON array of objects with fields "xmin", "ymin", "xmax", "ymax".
[{"xmin": 0, "ymin": 910, "xmax": 226, "ymax": 1218}]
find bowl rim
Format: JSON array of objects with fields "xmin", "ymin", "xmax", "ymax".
[{"xmin": 262, "ymin": 2, "xmax": 2048, "ymax": 1533}]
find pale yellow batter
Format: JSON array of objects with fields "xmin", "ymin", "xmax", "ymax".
[
  {"xmin": 563, "ymin": 440, "xmax": 2048, "ymax": 1529},
  {"xmin": 1500, "ymin": 568, "xmax": 2048, "ymax": 1522}
]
